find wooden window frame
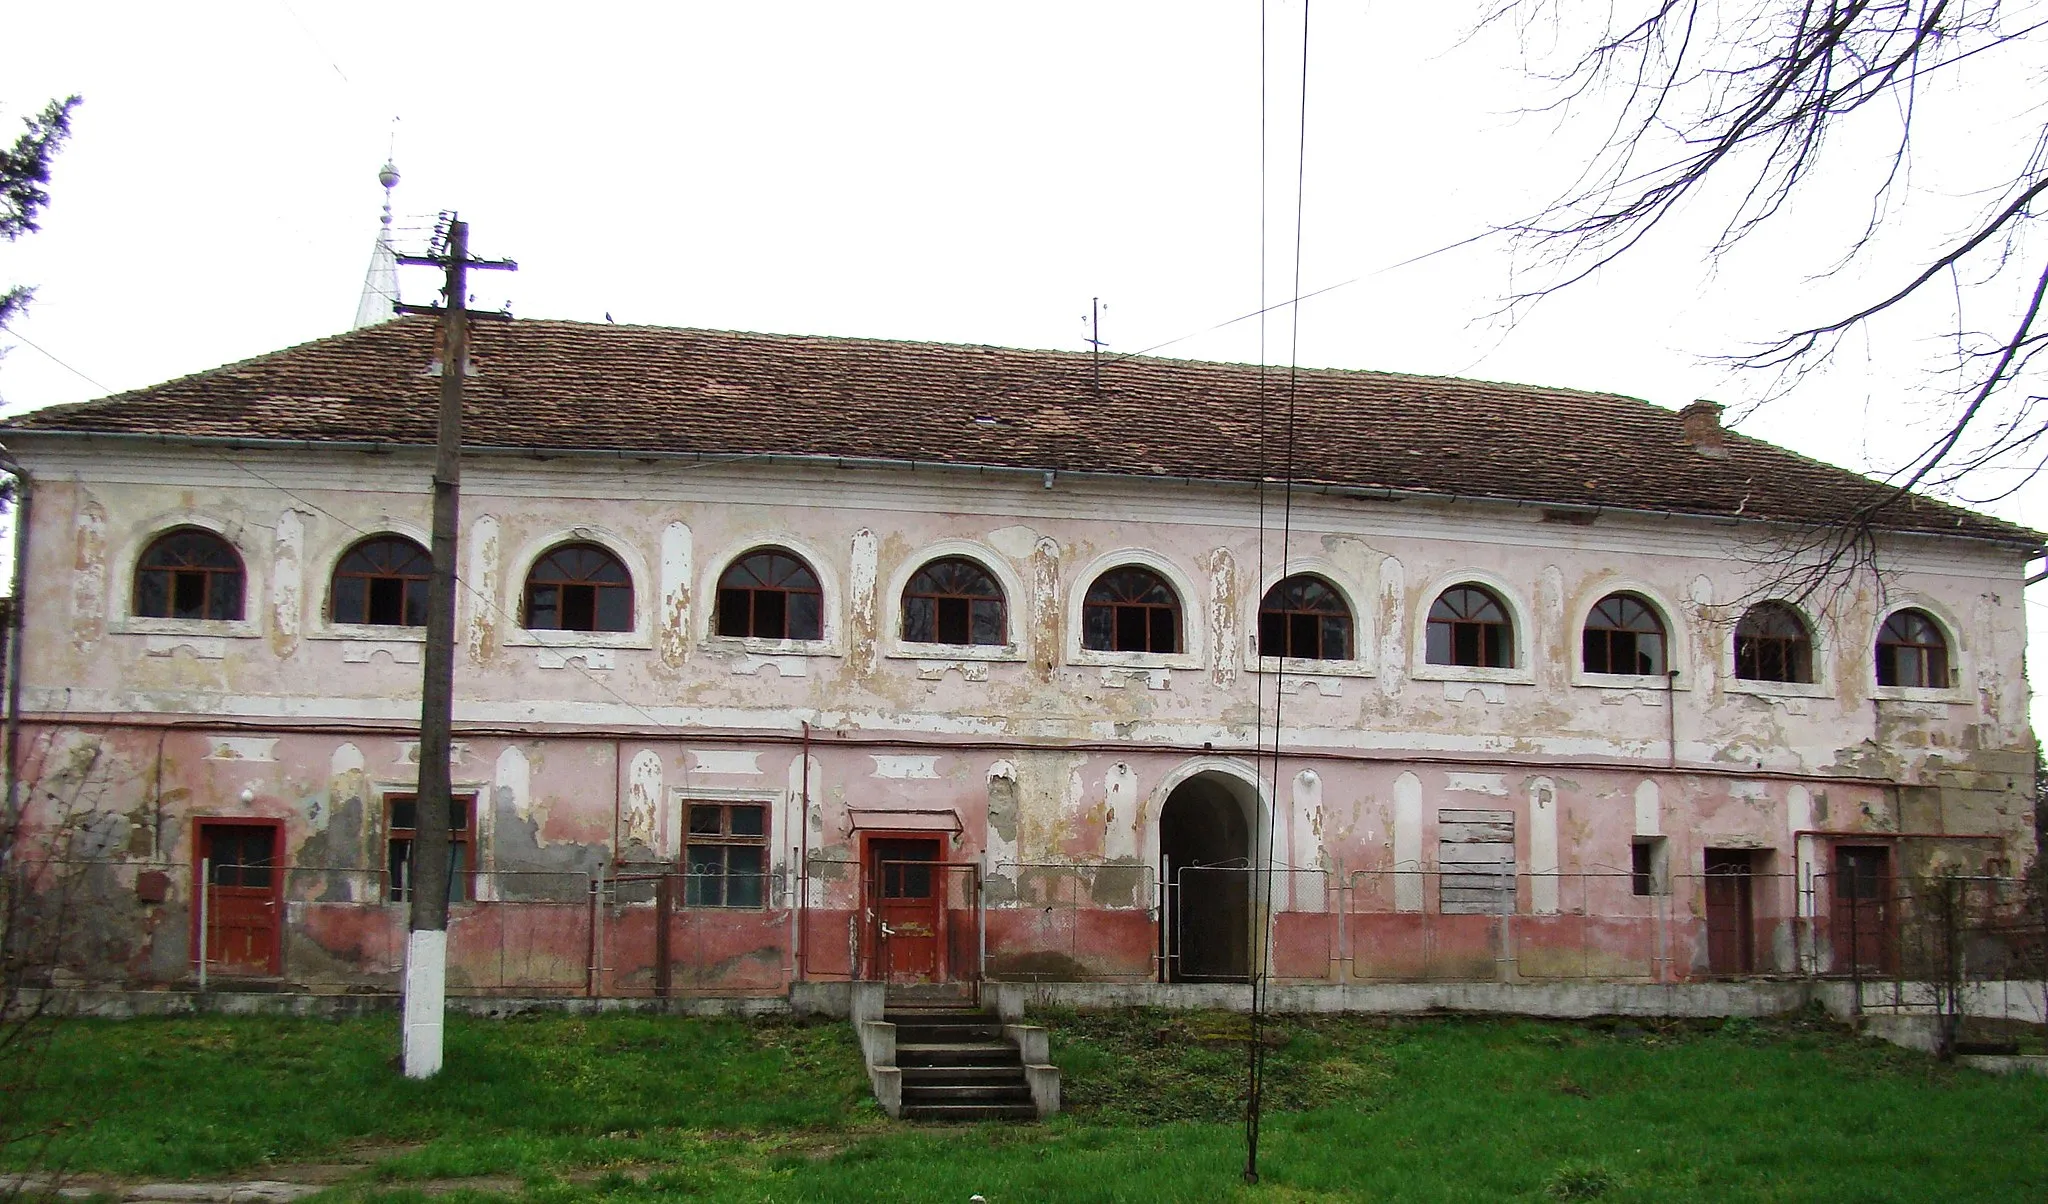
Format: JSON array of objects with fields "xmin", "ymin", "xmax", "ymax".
[
  {"xmin": 715, "ymin": 549, "xmax": 824, "ymax": 641},
  {"xmin": 902, "ymin": 557, "xmax": 1007, "ymax": 646},
  {"xmin": 1257, "ymin": 574, "xmax": 1354, "ymax": 661},
  {"xmin": 1583, "ymin": 592, "xmax": 1667, "ymax": 676},
  {"xmin": 1081, "ymin": 566, "xmax": 1181, "ymax": 654},
  {"xmin": 1426, "ymin": 585, "xmax": 1514, "ymax": 669},
  {"xmin": 386, "ymin": 793, "xmax": 478, "ymax": 904},
  {"xmin": 331, "ymin": 535, "xmax": 432, "ymax": 627},
  {"xmin": 523, "ymin": 542, "xmax": 634, "ymax": 633},
  {"xmin": 1875, "ymin": 609, "xmax": 1950, "ymax": 689},
  {"xmin": 1734, "ymin": 602, "xmax": 1813, "ymax": 683},
  {"xmin": 135, "ymin": 528, "xmax": 246, "ymax": 621},
  {"xmin": 682, "ymin": 801, "xmax": 769, "ymax": 908}
]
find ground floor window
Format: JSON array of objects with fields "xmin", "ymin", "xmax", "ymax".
[
  {"xmin": 684, "ymin": 802, "xmax": 767, "ymax": 907},
  {"xmin": 386, "ymin": 793, "xmax": 476, "ymax": 903}
]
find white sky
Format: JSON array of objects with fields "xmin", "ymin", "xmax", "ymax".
[{"xmin": 2, "ymin": 2, "xmax": 2043, "ymax": 732}]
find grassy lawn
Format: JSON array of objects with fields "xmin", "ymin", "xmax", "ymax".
[{"xmin": 6, "ymin": 1007, "xmax": 2045, "ymax": 1202}]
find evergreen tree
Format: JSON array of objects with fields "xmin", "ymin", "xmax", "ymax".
[{"xmin": 0, "ymin": 95, "xmax": 80, "ymax": 331}]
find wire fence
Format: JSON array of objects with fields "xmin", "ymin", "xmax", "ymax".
[{"xmin": 6, "ymin": 854, "xmax": 2042, "ymax": 1025}]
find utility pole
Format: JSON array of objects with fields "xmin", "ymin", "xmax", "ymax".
[{"xmin": 392, "ymin": 216, "xmax": 515, "ymax": 1079}]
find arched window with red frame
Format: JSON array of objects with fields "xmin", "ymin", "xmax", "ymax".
[
  {"xmin": 1876, "ymin": 608, "xmax": 1949, "ymax": 688},
  {"xmin": 902, "ymin": 557, "xmax": 1006, "ymax": 646},
  {"xmin": 134, "ymin": 528, "xmax": 245, "ymax": 621},
  {"xmin": 523, "ymin": 542, "xmax": 633, "ymax": 633},
  {"xmin": 716, "ymin": 548, "xmax": 824, "ymax": 640},
  {"xmin": 1082, "ymin": 566, "xmax": 1181, "ymax": 654},
  {"xmin": 331, "ymin": 535, "xmax": 432, "ymax": 627}
]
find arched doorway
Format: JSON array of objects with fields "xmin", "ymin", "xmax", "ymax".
[{"xmin": 1159, "ymin": 771, "xmax": 1257, "ymax": 981}]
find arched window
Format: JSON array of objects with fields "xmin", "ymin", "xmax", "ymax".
[
  {"xmin": 523, "ymin": 542, "xmax": 632, "ymax": 632},
  {"xmin": 1876, "ymin": 609, "xmax": 1949, "ymax": 688},
  {"xmin": 1258, "ymin": 574, "xmax": 1352, "ymax": 660},
  {"xmin": 716, "ymin": 548, "xmax": 823, "ymax": 640},
  {"xmin": 902, "ymin": 557, "xmax": 1006, "ymax": 646},
  {"xmin": 1083, "ymin": 566, "xmax": 1180, "ymax": 653},
  {"xmin": 1426, "ymin": 584, "xmax": 1513, "ymax": 668},
  {"xmin": 134, "ymin": 528, "xmax": 244, "ymax": 621},
  {"xmin": 1583, "ymin": 592, "xmax": 1667, "ymax": 676},
  {"xmin": 1734, "ymin": 602, "xmax": 1812, "ymax": 683},
  {"xmin": 332, "ymin": 535, "xmax": 432, "ymax": 627}
]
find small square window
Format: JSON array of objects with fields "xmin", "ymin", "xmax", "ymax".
[
  {"xmin": 1631, "ymin": 837, "xmax": 1668, "ymax": 896},
  {"xmin": 387, "ymin": 793, "xmax": 476, "ymax": 903},
  {"xmin": 683, "ymin": 803, "xmax": 768, "ymax": 908}
]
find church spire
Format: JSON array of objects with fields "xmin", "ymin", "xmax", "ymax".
[{"xmin": 351, "ymin": 159, "xmax": 402, "ymax": 329}]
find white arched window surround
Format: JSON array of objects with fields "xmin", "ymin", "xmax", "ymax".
[
  {"xmin": 1872, "ymin": 596, "xmax": 1967, "ymax": 702},
  {"xmin": 1408, "ymin": 568, "xmax": 1535, "ymax": 686},
  {"xmin": 1249, "ymin": 559, "xmax": 1375, "ymax": 678},
  {"xmin": 1722, "ymin": 595, "xmax": 1830, "ymax": 699},
  {"xmin": 700, "ymin": 535, "xmax": 843, "ymax": 656},
  {"xmin": 109, "ymin": 512, "xmax": 262, "ymax": 640},
  {"xmin": 1066, "ymin": 548, "xmax": 1205, "ymax": 671},
  {"xmin": 882, "ymin": 539, "xmax": 1027, "ymax": 663},
  {"xmin": 309, "ymin": 520, "xmax": 434, "ymax": 643},
  {"xmin": 1569, "ymin": 579, "xmax": 1691, "ymax": 692},
  {"xmin": 502, "ymin": 525, "xmax": 654, "ymax": 650}
]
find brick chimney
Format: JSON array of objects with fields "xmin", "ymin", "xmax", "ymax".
[{"xmin": 1679, "ymin": 399, "xmax": 1727, "ymax": 456}]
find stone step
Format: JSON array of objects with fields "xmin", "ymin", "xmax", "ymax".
[
  {"xmin": 893, "ymin": 1022, "xmax": 1005, "ymax": 1043},
  {"xmin": 896, "ymin": 1041, "xmax": 1019, "ymax": 1067},
  {"xmin": 901, "ymin": 1064, "xmax": 1028, "ymax": 1085},
  {"xmin": 901, "ymin": 1102, "xmax": 1041, "ymax": 1123},
  {"xmin": 903, "ymin": 1083, "xmax": 1034, "ymax": 1104}
]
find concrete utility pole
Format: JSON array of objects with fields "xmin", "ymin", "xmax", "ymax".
[{"xmin": 393, "ymin": 216, "xmax": 514, "ymax": 1078}]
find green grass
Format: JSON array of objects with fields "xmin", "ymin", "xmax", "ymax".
[{"xmin": 8, "ymin": 1008, "xmax": 2046, "ymax": 1201}]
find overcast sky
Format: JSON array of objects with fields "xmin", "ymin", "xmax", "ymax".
[{"xmin": 3, "ymin": 2, "xmax": 2043, "ymax": 726}]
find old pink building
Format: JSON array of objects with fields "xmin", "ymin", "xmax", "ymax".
[{"xmin": 1, "ymin": 318, "xmax": 2037, "ymax": 1001}]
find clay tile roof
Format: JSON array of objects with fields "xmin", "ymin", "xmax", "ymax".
[{"xmin": 4, "ymin": 316, "xmax": 2037, "ymax": 547}]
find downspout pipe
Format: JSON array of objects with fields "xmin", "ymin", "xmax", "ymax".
[{"xmin": 0, "ymin": 445, "xmax": 29, "ymax": 846}]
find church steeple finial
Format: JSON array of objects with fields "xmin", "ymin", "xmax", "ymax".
[{"xmin": 352, "ymin": 146, "xmax": 403, "ymax": 330}]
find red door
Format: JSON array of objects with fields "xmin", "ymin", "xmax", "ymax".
[
  {"xmin": 196, "ymin": 821, "xmax": 282, "ymax": 976},
  {"xmin": 869, "ymin": 837, "xmax": 942, "ymax": 984},
  {"xmin": 1703, "ymin": 849, "xmax": 1755, "ymax": 975},
  {"xmin": 1831, "ymin": 845, "xmax": 1893, "ymax": 973}
]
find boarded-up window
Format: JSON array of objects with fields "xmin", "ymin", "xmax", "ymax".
[{"xmin": 1438, "ymin": 808, "xmax": 1514, "ymax": 914}]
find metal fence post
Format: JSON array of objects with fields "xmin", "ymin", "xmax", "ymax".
[{"xmin": 197, "ymin": 856, "xmax": 209, "ymax": 992}]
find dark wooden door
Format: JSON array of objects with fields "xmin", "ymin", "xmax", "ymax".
[
  {"xmin": 1831, "ymin": 845, "xmax": 1892, "ymax": 973},
  {"xmin": 197, "ymin": 821, "xmax": 281, "ymax": 975},
  {"xmin": 870, "ymin": 837, "xmax": 942, "ymax": 984},
  {"xmin": 1703, "ymin": 849, "xmax": 1755, "ymax": 975}
]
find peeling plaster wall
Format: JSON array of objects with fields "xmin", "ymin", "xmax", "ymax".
[{"xmin": 6, "ymin": 440, "xmax": 2036, "ymax": 992}]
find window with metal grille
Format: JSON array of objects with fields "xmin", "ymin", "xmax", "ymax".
[
  {"xmin": 684, "ymin": 803, "xmax": 767, "ymax": 907},
  {"xmin": 716, "ymin": 549, "xmax": 823, "ymax": 640},
  {"xmin": 1426, "ymin": 584, "xmax": 1513, "ymax": 668},
  {"xmin": 332, "ymin": 535, "xmax": 431, "ymax": 626},
  {"xmin": 135, "ymin": 528, "xmax": 245, "ymax": 621},
  {"xmin": 902, "ymin": 557, "xmax": 1006, "ymax": 645},
  {"xmin": 1583, "ymin": 592, "xmax": 1667, "ymax": 676},
  {"xmin": 1082, "ymin": 566, "xmax": 1181, "ymax": 653},
  {"xmin": 1875, "ymin": 609, "xmax": 1949, "ymax": 688},
  {"xmin": 1734, "ymin": 602, "xmax": 1812, "ymax": 683},
  {"xmin": 386, "ymin": 793, "xmax": 476, "ymax": 903},
  {"xmin": 1258, "ymin": 574, "xmax": 1352, "ymax": 660},
  {"xmin": 523, "ymin": 542, "xmax": 633, "ymax": 633}
]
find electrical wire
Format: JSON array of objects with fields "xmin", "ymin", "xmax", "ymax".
[{"xmin": 1246, "ymin": 0, "xmax": 1310, "ymax": 1186}]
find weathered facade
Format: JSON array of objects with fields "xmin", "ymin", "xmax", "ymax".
[{"xmin": 2, "ymin": 318, "xmax": 2037, "ymax": 998}]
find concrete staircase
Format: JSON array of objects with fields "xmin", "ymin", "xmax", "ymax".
[{"xmin": 852, "ymin": 984, "xmax": 1059, "ymax": 1122}]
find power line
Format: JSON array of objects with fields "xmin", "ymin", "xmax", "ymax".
[
  {"xmin": 2, "ymin": 329, "xmax": 114, "ymax": 396},
  {"xmin": 1246, "ymin": 0, "xmax": 1310, "ymax": 1186}
]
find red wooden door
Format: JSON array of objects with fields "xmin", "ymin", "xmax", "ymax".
[
  {"xmin": 1703, "ymin": 850, "xmax": 1755, "ymax": 975},
  {"xmin": 1830, "ymin": 845, "xmax": 1893, "ymax": 973},
  {"xmin": 870, "ymin": 837, "xmax": 941, "ymax": 984},
  {"xmin": 197, "ymin": 821, "xmax": 281, "ymax": 975}
]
